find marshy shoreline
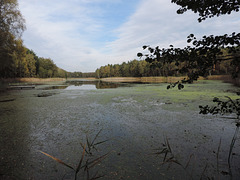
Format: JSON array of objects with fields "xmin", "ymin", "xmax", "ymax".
[
  {"xmin": 0, "ymin": 79, "xmax": 239, "ymax": 179},
  {"xmin": 1, "ymin": 75, "xmax": 239, "ymax": 86}
]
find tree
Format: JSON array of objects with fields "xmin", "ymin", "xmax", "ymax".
[
  {"xmin": 0, "ymin": 0, "xmax": 25, "ymax": 37},
  {"xmin": 137, "ymin": 60, "xmax": 147, "ymax": 77},
  {"xmin": 25, "ymin": 53, "xmax": 36, "ymax": 77},
  {"xmin": 171, "ymin": 0, "xmax": 240, "ymax": 79},
  {"xmin": 142, "ymin": 1, "xmax": 240, "ymax": 123},
  {"xmin": 26, "ymin": 49, "xmax": 40, "ymax": 76},
  {"xmin": 172, "ymin": 0, "xmax": 240, "ymax": 22},
  {"xmin": 138, "ymin": 1, "xmax": 240, "ymax": 89},
  {"xmin": 113, "ymin": 64, "xmax": 121, "ymax": 77},
  {"xmin": 11, "ymin": 39, "xmax": 28, "ymax": 77},
  {"xmin": 121, "ymin": 62, "xmax": 130, "ymax": 77},
  {"xmin": 0, "ymin": 32, "xmax": 15, "ymax": 77},
  {"xmin": 0, "ymin": 0, "xmax": 26, "ymax": 78},
  {"xmin": 137, "ymin": 1, "xmax": 240, "ymax": 177},
  {"xmin": 38, "ymin": 58, "xmax": 58, "ymax": 78},
  {"xmin": 0, "ymin": 1, "xmax": 73, "ymax": 79}
]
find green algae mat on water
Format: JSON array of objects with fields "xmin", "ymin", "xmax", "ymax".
[{"xmin": 0, "ymin": 80, "xmax": 239, "ymax": 179}]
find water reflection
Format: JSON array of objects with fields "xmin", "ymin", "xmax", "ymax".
[
  {"xmin": 66, "ymin": 84, "xmax": 96, "ymax": 90},
  {"xmin": 3, "ymin": 80, "xmax": 130, "ymax": 91},
  {"xmin": 96, "ymin": 81, "xmax": 120, "ymax": 89},
  {"xmin": 41, "ymin": 85, "xmax": 68, "ymax": 90},
  {"xmin": 65, "ymin": 80, "xmax": 128, "ymax": 89}
]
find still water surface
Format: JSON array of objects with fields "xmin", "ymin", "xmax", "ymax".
[{"xmin": 0, "ymin": 80, "xmax": 239, "ymax": 179}]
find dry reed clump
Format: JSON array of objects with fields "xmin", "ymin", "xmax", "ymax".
[
  {"xmin": 100, "ymin": 75, "xmax": 237, "ymax": 84},
  {"xmin": 39, "ymin": 129, "xmax": 109, "ymax": 180},
  {"xmin": 18, "ymin": 78, "xmax": 66, "ymax": 82},
  {"xmin": 0, "ymin": 78, "xmax": 66, "ymax": 83},
  {"xmin": 100, "ymin": 76, "xmax": 188, "ymax": 83},
  {"xmin": 101, "ymin": 77, "xmax": 141, "ymax": 82},
  {"xmin": 200, "ymin": 75, "xmax": 240, "ymax": 86},
  {"xmin": 1, "ymin": 75, "xmax": 238, "ymax": 85}
]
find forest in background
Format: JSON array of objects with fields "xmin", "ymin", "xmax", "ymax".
[
  {"xmin": 0, "ymin": 43, "xmax": 95, "ymax": 79},
  {"xmin": 1, "ymin": 0, "xmax": 239, "ymax": 80},
  {"xmin": 95, "ymin": 48, "xmax": 238, "ymax": 79},
  {"xmin": 0, "ymin": 0, "xmax": 95, "ymax": 79}
]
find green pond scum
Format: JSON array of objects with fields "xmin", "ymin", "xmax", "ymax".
[{"xmin": 0, "ymin": 80, "xmax": 239, "ymax": 179}]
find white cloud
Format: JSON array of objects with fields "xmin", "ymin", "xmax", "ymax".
[
  {"xmin": 19, "ymin": 0, "xmax": 108, "ymax": 71},
  {"xmin": 108, "ymin": 0, "xmax": 240, "ymax": 65},
  {"xmin": 18, "ymin": 0, "xmax": 240, "ymax": 72}
]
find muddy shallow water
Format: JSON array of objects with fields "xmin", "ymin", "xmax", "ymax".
[{"xmin": 0, "ymin": 80, "xmax": 240, "ymax": 180}]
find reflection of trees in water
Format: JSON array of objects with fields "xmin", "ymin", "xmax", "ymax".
[
  {"xmin": 67, "ymin": 81, "xmax": 96, "ymax": 87},
  {"xmin": 66, "ymin": 80, "xmax": 122, "ymax": 89},
  {"xmin": 43, "ymin": 86, "xmax": 68, "ymax": 90},
  {"xmin": 66, "ymin": 81, "xmax": 85, "ymax": 86},
  {"xmin": 95, "ymin": 81, "xmax": 119, "ymax": 89}
]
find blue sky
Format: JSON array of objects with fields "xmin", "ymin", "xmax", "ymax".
[{"xmin": 18, "ymin": 0, "xmax": 240, "ymax": 72}]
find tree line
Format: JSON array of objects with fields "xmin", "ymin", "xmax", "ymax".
[
  {"xmin": 0, "ymin": 0, "xmax": 96, "ymax": 79},
  {"xmin": 96, "ymin": 0, "xmax": 240, "ymax": 80},
  {"xmin": 1, "ymin": 0, "xmax": 239, "ymax": 80},
  {"xmin": 1, "ymin": 44, "xmax": 69, "ymax": 78},
  {"xmin": 0, "ymin": 0, "xmax": 65, "ymax": 78},
  {"xmin": 67, "ymin": 72, "xmax": 96, "ymax": 78},
  {"xmin": 95, "ymin": 52, "xmax": 236, "ymax": 79}
]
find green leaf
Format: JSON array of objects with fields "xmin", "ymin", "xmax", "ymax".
[{"xmin": 143, "ymin": 45, "xmax": 148, "ymax": 49}]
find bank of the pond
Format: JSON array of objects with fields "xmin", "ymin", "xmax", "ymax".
[
  {"xmin": 1, "ymin": 75, "xmax": 239, "ymax": 86},
  {"xmin": 0, "ymin": 80, "xmax": 239, "ymax": 180},
  {"xmin": 0, "ymin": 77, "xmax": 66, "ymax": 83},
  {"xmin": 100, "ymin": 75, "xmax": 239, "ymax": 85}
]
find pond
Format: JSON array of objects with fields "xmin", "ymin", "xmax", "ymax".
[{"xmin": 0, "ymin": 80, "xmax": 239, "ymax": 180}]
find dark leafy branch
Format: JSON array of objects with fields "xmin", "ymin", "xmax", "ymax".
[
  {"xmin": 199, "ymin": 96, "xmax": 240, "ymax": 120},
  {"xmin": 150, "ymin": 1, "xmax": 240, "ymax": 178},
  {"xmin": 137, "ymin": 34, "xmax": 240, "ymax": 89},
  {"xmin": 138, "ymin": 1, "xmax": 240, "ymax": 89},
  {"xmin": 172, "ymin": 0, "xmax": 240, "ymax": 22}
]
